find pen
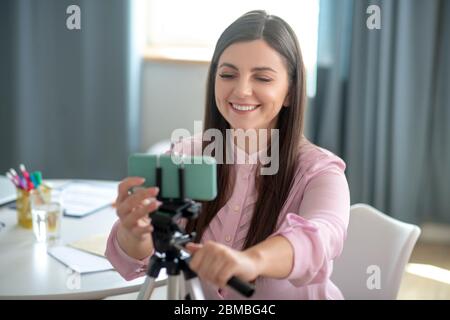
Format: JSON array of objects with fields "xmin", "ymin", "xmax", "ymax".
[
  {"xmin": 9, "ymin": 169, "xmax": 24, "ymax": 190},
  {"xmin": 6, "ymin": 172, "xmax": 21, "ymax": 189},
  {"xmin": 19, "ymin": 164, "xmax": 35, "ymax": 191},
  {"xmin": 32, "ymin": 171, "xmax": 42, "ymax": 188},
  {"xmin": 30, "ymin": 174, "xmax": 38, "ymax": 188}
]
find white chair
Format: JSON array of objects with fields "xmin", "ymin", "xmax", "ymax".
[
  {"xmin": 146, "ymin": 140, "xmax": 172, "ymax": 155},
  {"xmin": 331, "ymin": 203, "xmax": 421, "ymax": 300}
]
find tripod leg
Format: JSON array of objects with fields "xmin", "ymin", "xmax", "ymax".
[
  {"xmin": 185, "ymin": 278, "xmax": 205, "ymax": 300},
  {"xmin": 167, "ymin": 275, "xmax": 180, "ymax": 300},
  {"xmin": 137, "ymin": 276, "xmax": 158, "ymax": 300},
  {"xmin": 178, "ymin": 274, "xmax": 187, "ymax": 300}
]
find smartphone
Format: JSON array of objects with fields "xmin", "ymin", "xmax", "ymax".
[{"xmin": 128, "ymin": 154, "xmax": 217, "ymax": 201}]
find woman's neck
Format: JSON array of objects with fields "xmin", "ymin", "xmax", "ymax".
[{"xmin": 232, "ymin": 128, "xmax": 272, "ymax": 155}]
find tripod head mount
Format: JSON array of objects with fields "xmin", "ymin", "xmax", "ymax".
[{"xmin": 151, "ymin": 199, "xmax": 199, "ymax": 255}]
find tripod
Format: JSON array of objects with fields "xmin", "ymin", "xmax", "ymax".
[
  {"xmin": 138, "ymin": 155, "xmax": 254, "ymax": 300},
  {"xmin": 137, "ymin": 158, "xmax": 254, "ymax": 300},
  {"xmin": 137, "ymin": 224, "xmax": 207, "ymax": 300},
  {"xmin": 137, "ymin": 204, "xmax": 255, "ymax": 300}
]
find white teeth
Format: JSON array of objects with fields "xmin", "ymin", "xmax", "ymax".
[{"xmin": 231, "ymin": 104, "xmax": 258, "ymax": 111}]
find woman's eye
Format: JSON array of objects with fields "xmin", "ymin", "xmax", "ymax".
[
  {"xmin": 219, "ymin": 74, "xmax": 234, "ymax": 79},
  {"xmin": 257, "ymin": 77, "xmax": 272, "ymax": 82}
]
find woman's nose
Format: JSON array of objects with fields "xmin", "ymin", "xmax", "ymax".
[{"xmin": 233, "ymin": 78, "xmax": 253, "ymax": 98}]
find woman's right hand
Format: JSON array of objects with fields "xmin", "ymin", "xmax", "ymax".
[{"xmin": 115, "ymin": 177, "xmax": 162, "ymax": 259}]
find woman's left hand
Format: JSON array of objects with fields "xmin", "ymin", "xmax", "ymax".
[{"xmin": 185, "ymin": 240, "xmax": 260, "ymax": 289}]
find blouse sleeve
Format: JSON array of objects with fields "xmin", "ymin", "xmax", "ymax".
[
  {"xmin": 104, "ymin": 220, "xmax": 151, "ymax": 281},
  {"xmin": 270, "ymin": 161, "xmax": 350, "ymax": 287},
  {"xmin": 105, "ymin": 218, "xmax": 188, "ymax": 281}
]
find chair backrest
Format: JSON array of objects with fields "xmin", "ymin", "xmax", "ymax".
[
  {"xmin": 331, "ymin": 203, "xmax": 421, "ymax": 299},
  {"xmin": 146, "ymin": 140, "xmax": 171, "ymax": 155}
]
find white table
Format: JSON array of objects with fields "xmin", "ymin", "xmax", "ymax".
[{"xmin": 0, "ymin": 180, "xmax": 166, "ymax": 299}]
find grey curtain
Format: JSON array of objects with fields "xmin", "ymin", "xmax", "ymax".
[
  {"xmin": 0, "ymin": 0, "xmax": 141, "ymax": 180},
  {"xmin": 308, "ymin": 0, "xmax": 450, "ymax": 224}
]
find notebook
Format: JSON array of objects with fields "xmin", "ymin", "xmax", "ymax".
[
  {"xmin": 48, "ymin": 246, "xmax": 114, "ymax": 274},
  {"xmin": 61, "ymin": 181, "xmax": 118, "ymax": 218},
  {"xmin": 68, "ymin": 234, "xmax": 108, "ymax": 257}
]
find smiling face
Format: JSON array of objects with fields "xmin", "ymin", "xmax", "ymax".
[{"xmin": 214, "ymin": 40, "xmax": 291, "ymax": 131}]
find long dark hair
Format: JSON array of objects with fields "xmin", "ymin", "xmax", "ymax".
[{"xmin": 186, "ymin": 10, "xmax": 306, "ymax": 250}]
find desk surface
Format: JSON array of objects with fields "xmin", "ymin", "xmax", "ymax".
[{"xmin": 0, "ymin": 180, "xmax": 166, "ymax": 299}]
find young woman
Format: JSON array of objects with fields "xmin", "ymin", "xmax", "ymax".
[{"xmin": 106, "ymin": 10, "xmax": 350, "ymax": 300}]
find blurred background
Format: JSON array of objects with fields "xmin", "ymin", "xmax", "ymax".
[{"xmin": 0, "ymin": 0, "xmax": 449, "ymax": 299}]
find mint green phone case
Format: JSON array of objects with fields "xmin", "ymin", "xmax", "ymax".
[{"xmin": 128, "ymin": 154, "xmax": 217, "ymax": 201}]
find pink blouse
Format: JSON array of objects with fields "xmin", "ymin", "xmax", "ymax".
[{"xmin": 105, "ymin": 136, "xmax": 350, "ymax": 300}]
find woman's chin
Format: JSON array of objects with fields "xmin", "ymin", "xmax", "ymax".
[{"xmin": 228, "ymin": 124, "xmax": 256, "ymax": 131}]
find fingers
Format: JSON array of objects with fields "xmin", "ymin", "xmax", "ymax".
[
  {"xmin": 130, "ymin": 223, "xmax": 154, "ymax": 240},
  {"xmin": 116, "ymin": 187, "xmax": 160, "ymax": 219},
  {"xmin": 122, "ymin": 198, "xmax": 162, "ymax": 230},
  {"xmin": 115, "ymin": 176, "xmax": 162, "ymax": 241},
  {"xmin": 185, "ymin": 242, "xmax": 203, "ymax": 254},
  {"xmin": 200, "ymin": 243, "xmax": 232, "ymax": 287},
  {"xmin": 116, "ymin": 177, "xmax": 146, "ymax": 203},
  {"xmin": 188, "ymin": 241, "xmax": 236, "ymax": 288},
  {"xmin": 215, "ymin": 262, "xmax": 234, "ymax": 289},
  {"xmin": 189, "ymin": 242, "xmax": 207, "ymax": 271},
  {"xmin": 203, "ymin": 253, "xmax": 230, "ymax": 287},
  {"xmin": 189, "ymin": 251, "xmax": 204, "ymax": 274}
]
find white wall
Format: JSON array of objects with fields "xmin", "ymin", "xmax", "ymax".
[{"xmin": 140, "ymin": 61, "xmax": 210, "ymax": 152}]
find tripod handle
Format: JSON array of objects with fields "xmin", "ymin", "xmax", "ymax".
[
  {"xmin": 174, "ymin": 243, "xmax": 255, "ymax": 297},
  {"xmin": 227, "ymin": 276, "xmax": 255, "ymax": 297}
]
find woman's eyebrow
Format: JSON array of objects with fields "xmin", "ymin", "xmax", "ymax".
[{"xmin": 218, "ymin": 62, "xmax": 277, "ymax": 73}]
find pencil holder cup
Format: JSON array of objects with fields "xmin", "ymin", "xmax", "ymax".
[
  {"xmin": 16, "ymin": 185, "xmax": 52, "ymax": 229},
  {"xmin": 16, "ymin": 188, "xmax": 33, "ymax": 229}
]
